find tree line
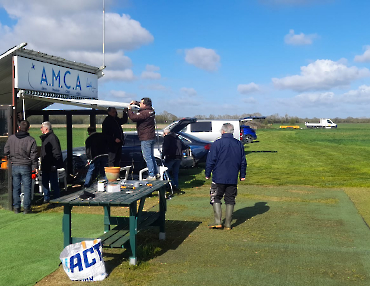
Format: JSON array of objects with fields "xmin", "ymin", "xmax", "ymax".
[{"xmin": 26, "ymin": 111, "xmax": 370, "ymax": 126}]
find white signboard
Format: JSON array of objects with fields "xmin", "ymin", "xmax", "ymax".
[{"xmin": 14, "ymin": 56, "xmax": 98, "ymax": 99}]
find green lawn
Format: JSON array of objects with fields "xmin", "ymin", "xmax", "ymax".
[
  {"xmin": 5, "ymin": 123, "xmax": 368, "ymax": 285},
  {"xmin": 243, "ymin": 124, "xmax": 370, "ymax": 188}
]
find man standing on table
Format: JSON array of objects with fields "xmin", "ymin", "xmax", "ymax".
[
  {"xmin": 40, "ymin": 121, "xmax": 64, "ymax": 203},
  {"xmin": 102, "ymin": 107, "xmax": 128, "ymax": 167},
  {"xmin": 128, "ymin": 98, "xmax": 158, "ymax": 180},
  {"xmin": 4, "ymin": 120, "xmax": 38, "ymax": 214},
  {"xmin": 205, "ymin": 123, "xmax": 247, "ymax": 230}
]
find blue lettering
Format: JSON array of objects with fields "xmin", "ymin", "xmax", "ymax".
[
  {"xmin": 69, "ymin": 253, "xmax": 83, "ymax": 273},
  {"xmin": 93, "ymin": 242, "xmax": 103, "ymax": 261},
  {"xmin": 80, "ymin": 276, "xmax": 94, "ymax": 281},
  {"xmin": 52, "ymin": 69, "xmax": 61, "ymax": 87},
  {"xmin": 75, "ymin": 75, "xmax": 81, "ymax": 90},
  {"xmin": 64, "ymin": 71, "xmax": 71, "ymax": 89},
  {"xmin": 83, "ymin": 247, "xmax": 96, "ymax": 268},
  {"xmin": 40, "ymin": 67, "xmax": 48, "ymax": 85}
]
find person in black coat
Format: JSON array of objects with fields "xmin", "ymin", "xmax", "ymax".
[
  {"xmin": 102, "ymin": 107, "xmax": 128, "ymax": 167},
  {"xmin": 40, "ymin": 121, "xmax": 64, "ymax": 203},
  {"xmin": 162, "ymin": 128, "xmax": 188, "ymax": 193},
  {"xmin": 84, "ymin": 126, "xmax": 108, "ymax": 187}
]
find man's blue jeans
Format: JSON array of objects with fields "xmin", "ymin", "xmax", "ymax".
[
  {"xmin": 42, "ymin": 170, "xmax": 60, "ymax": 201},
  {"xmin": 164, "ymin": 159, "xmax": 181, "ymax": 187},
  {"xmin": 141, "ymin": 139, "xmax": 158, "ymax": 177},
  {"xmin": 84, "ymin": 156, "xmax": 108, "ymax": 187},
  {"xmin": 12, "ymin": 165, "xmax": 32, "ymax": 209}
]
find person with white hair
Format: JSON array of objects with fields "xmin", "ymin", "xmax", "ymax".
[
  {"xmin": 40, "ymin": 121, "xmax": 63, "ymax": 203},
  {"xmin": 205, "ymin": 123, "xmax": 247, "ymax": 230}
]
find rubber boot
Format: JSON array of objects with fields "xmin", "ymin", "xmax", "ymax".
[
  {"xmin": 208, "ymin": 203, "xmax": 223, "ymax": 229},
  {"xmin": 224, "ymin": 204, "xmax": 234, "ymax": 230}
]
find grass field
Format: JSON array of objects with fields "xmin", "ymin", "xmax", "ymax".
[
  {"xmin": 3, "ymin": 123, "xmax": 370, "ymax": 285},
  {"xmin": 29, "ymin": 123, "xmax": 370, "ymax": 188}
]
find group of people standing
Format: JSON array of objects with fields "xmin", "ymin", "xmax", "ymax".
[
  {"xmin": 84, "ymin": 97, "xmax": 159, "ymax": 187},
  {"xmin": 84, "ymin": 97, "xmax": 187, "ymax": 192},
  {"xmin": 4, "ymin": 120, "xmax": 63, "ymax": 214},
  {"xmin": 5, "ymin": 98, "xmax": 247, "ymax": 231}
]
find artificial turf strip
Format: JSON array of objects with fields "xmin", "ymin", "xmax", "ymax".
[
  {"xmin": 0, "ymin": 211, "xmax": 104, "ymax": 286},
  {"xmin": 3, "ymin": 185, "xmax": 370, "ymax": 286},
  {"xmin": 149, "ymin": 186, "xmax": 370, "ymax": 286}
]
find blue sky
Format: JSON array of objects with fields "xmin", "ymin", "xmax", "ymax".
[{"xmin": 1, "ymin": 0, "xmax": 370, "ymax": 118}]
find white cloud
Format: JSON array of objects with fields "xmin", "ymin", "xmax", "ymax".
[
  {"xmin": 341, "ymin": 85, "xmax": 370, "ymax": 104},
  {"xmin": 354, "ymin": 46, "xmax": 370, "ymax": 63},
  {"xmin": 0, "ymin": 0, "xmax": 153, "ymax": 54},
  {"xmin": 110, "ymin": 90, "xmax": 131, "ymax": 99},
  {"xmin": 237, "ymin": 83, "xmax": 260, "ymax": 94},
  {"xmin": 104, "ymin": 13, "xmax": 154, "ymax": 51},
  {"xmin": 185, "ymin": 47, "xmax": 220, "ymax": 72},
  {"xmin": 141, "ymin": 71, "xmax": 161, "ymax": 79},
  {"xmin": 141, "ymin": 65, "xmax": 161, "ymax": 79},
  {"xmin": 284, "ymin": 29, "xmax": 317, "ymax": 45},
  {"xmin": 272, "ymin": 59, "xmax": 370, "ymax": 92},
  {"xmin": 67, "ymin": 50, "xmax": 132, "ymax": 70},
  {"xmin": 101, "ymin": 69, "xmax": 135, "ymax": 82},
  {"xmin": 293, "ymin": 92, "xmax": 335, "ymax": 106},
  {"xmin": 180, "ymin": 87, "xmax": 197, "ymax": 96}
]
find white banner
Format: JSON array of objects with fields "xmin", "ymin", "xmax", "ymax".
[{"xmin": 14, "ymin": 56, "xmax": 98, "ymax": 99}]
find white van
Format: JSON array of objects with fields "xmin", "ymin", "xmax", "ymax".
[{"xmin": 180, "ymin": 120, "xmax": 241, "ymax": 142}]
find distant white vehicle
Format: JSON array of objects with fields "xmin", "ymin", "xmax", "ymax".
[
  {"xmin": 179, "ymin": 119, "xmax": 257, "ymax": 143},
  {"xmin": 305, "ymin": 118, "xmax": 337, "ymax": 129}
]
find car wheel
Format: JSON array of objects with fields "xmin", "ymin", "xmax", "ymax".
[{"xmin": 244, "ymin": 135, "xmax": 253, "ymax": 144}]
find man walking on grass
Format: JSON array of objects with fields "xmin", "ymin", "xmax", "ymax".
[{"xmin": 205, "ymin": 123, "xmax": 247, "ymax": 230}]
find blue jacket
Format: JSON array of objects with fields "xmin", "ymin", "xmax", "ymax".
[{"xmin": 205, "ymin": 133, "xmax": 247, "ymax": 184}]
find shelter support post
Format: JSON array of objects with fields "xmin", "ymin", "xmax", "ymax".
[
  {"xmin": 90, "ymin": 109, "xmax": 96, "ymax": 128},
  {"xmin": 66, "ymin": 114, "xmax": 73, "ymax": 177}
]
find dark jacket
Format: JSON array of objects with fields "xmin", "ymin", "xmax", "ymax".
[
  {"xmin": 205, "ymin": 133, "xmax": 247, "ymax": 185},
  {"xmin": 4, "ymin": 131, "xmax": 38, "ymax": 170},
  {"xmin": 85, "ymin": 132, "xmax": 108, "ymax": 160},
  {"xmin": 128, "ymin": 107, "xmax": 155, "ymax": 141},
  {"xmin": 40, "ymin": 131, "xmax": 63, "ymax": 171},
  {"xmin": 102, "ymin": 113, "xmax": 128, "ymax": 151},
  {"xmin": 162, "ymin": 133, "xmax": 188, "ymax": 161}
]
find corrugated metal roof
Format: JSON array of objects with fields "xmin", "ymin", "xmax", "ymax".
[{"xmin": 0, "ymin": 43, "xmax": 102, "ymax": 74}]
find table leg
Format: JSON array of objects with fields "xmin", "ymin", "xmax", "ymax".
[
  {"xmin": 103, "ymin": 206, "xmax": 111, "ymax": 233},
  {"xmin": 159, "ymin": 185, "xmax": 166, "ymax": 240},
  {"xmin": 129, "ymin": 201, "xmax": 137, "ymax": 265},
  {"xmin": 62, "ymin": 205, "xmax": 72, "ymax": 247}
]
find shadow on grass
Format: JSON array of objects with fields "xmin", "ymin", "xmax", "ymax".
[
  {"xmin": 245, "ymin": 150, "xmax": 277, "ymax": 155},
  {"xmin": 232, "ymin": 202, "xmax": 270, "ymax": 228},
  {"xmin": 179, "ymin": 164, "xmax": 206, "ymax": 189},
  {"xmin": 102, "ymin": 219, "xmax": 202, "ymax": 272}
]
